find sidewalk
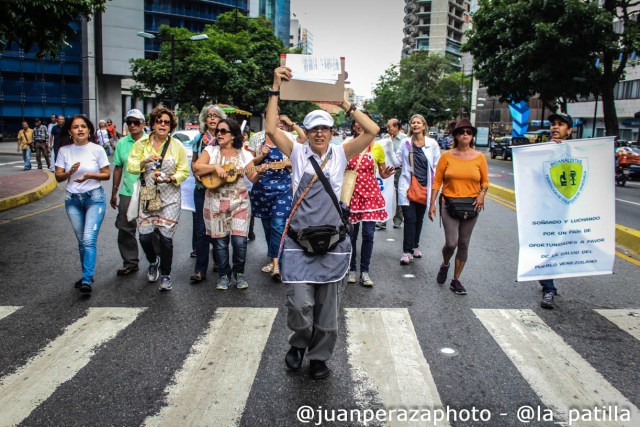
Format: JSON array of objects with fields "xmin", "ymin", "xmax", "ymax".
[{"xmin": 0, "ymin": 142, "xmax": 58, "ymax": 211}]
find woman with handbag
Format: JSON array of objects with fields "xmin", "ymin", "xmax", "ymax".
[
  {"xmin": 192, "ymin": 118, "xmax": 258, "ymax": 291},
  {"xmin": 55, "ymin": 115, "xmax": 111, "ymax": 294},
  {"xmin": 395, "ymin": 114, "xmax": 441, "ymax": 265},
  {"xmin": 127, "ymin": 106, "xmax": 190, "ymax": 292},
  {"xmin": 428, "ymin": 118, "xmax": 489, "ymax": 295},
  {"xmin": 266, "ymin": 66, "xmax": 380, "ymax": 380},
  {"xmin": 345, "ymin": 118, "xmax": 395, "ymax": 287}
]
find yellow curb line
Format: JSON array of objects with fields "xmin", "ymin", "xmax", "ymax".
[
  {"xmin": 0, "ymin": 171, "xmax": 58, "ymax": 212},
  {"xmin": 487, "ymin": 184, "xmax": 640, "ymax": 266}
]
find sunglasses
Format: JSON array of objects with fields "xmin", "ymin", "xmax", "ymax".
[
  {"xmin": 126, "ymin": 120, "xmax": 142, "ymax": 126},
  {"xmin": 155, "ymin": 119, "xmax": 171, "ymax": 126},
  {"xmin": 215, "ymin": 128, "xmax": 230, "ymax": 135},
  {"xmin": 207, "ymin": 113, "xmax": 221, "ymax": 119},
  {"xmin": 455, "ymin": 129, "xmax": 474, "ymax": 136}
]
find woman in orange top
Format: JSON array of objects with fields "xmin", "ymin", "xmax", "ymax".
[{"xmin": 428, "ymin": 118, "xmax": 489, "ymax": 295}]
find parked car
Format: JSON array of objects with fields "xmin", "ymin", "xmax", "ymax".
[{"xmin": 490, "ymin": 136, "xmax": 529, "ymax": 160}]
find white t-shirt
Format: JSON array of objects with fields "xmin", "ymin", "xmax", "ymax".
[
  {"xmin": 56, "ymin": 142, "xmax": 110, "ymax": 194},
  {"xmin": 204, "ymin": 145, "xmax": 254, "ymax": 167},
  {"xmin": 290, "ymin": 142, "xmax": 347, "ymax": 200}
]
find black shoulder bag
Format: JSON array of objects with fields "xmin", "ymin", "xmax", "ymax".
[{"xmin": 286, "ymin": 155, "xmax": 353, "ymax": 255}]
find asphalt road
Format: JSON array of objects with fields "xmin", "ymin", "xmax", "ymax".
[
  {"xmin": 485, "ymin": 152, "xmax": 640, "ymax": 230},
  {"xmin": 1, "ymin": 161, "xmax": 639, "ymax": 426}
]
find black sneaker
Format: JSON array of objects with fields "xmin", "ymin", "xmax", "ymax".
[
  {"xmin": 450, "ymin": 279, "xmax": 467, "ymax": 295},
  {"xmin": 541, "ymin": 292, "xmax": 555, "ymax": 309},
  {"xmin": 436, "ymin": 263, "xmax": 449, "ymax": 284}
]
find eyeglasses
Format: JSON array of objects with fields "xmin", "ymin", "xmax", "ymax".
[
  {"xmin": 126, "ymin": 120, "xmax": 142, "ymax": 126},
  {"xmin": 308, "ymin": 126, "xmax": 331, "ymax": 134},
  {"xmin": 455, "ymin": 129, "xmax": 474, "ymax": 136},
  {"xmin": 207, "ymin": 113, "xmax": 221, "ymax": 119},
  {"xmin": 155, "ymin": 119, "xmax": 171, "ymax": 126},
  {"xmin": 215, "ymin": 128, "xmax": 230, "ymax": 136}
]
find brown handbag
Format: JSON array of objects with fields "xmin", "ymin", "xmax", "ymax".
[
  {"xmin": 140, "ymin": 139, "xmax": 170, "ymax": 213},
  {"xmin": 406, "ymin": 143, "xmax": 427, "ymax": 205}
]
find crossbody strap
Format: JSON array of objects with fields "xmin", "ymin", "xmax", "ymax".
[
  {"xmin": 309, "ymin": 156, "xmax": 349, "ymax": 229},
  {"xmin": 140, "ymin": 137, "xmax": 170, "ymax": 187}
]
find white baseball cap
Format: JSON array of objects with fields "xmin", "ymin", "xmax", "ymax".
[
  {"xmin": 303, "ymin": 110, "xmax": 334, "ymax": 129},
  {"xmin": 124, "ymin": 109, "xmax": 145, "ymax": 121}
]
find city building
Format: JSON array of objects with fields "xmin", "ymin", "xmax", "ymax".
[
  {"xmin": 289, "ymin": 17, "xmax": 314, "ymax": 54},
  {"xmin": 402, "ymin": 0, "xmax": 470, "ymax": 68},
  {"xmin": 249, "ymin": 0, "xmax": 291, "ymax": 47}
]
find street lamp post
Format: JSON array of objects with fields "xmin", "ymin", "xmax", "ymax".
[{"xmin": 137, "ymin": 31, "xmax": 209, "ymax": 110}]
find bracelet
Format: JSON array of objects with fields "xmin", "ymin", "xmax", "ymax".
[
  {"xmin": 480, "ymin": 188, "xmax": 488, "ymax": 194},
  {"xmin": 344, "ymin": 104, "xmax": 356, "ymax": 118}
]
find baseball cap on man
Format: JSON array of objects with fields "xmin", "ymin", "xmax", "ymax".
[
  {"xmin": 125, "ymin": 109, "xmax": 145, "ymax": 121},
  {"xmin": 303, "ymin": 110, "xmax": 334, "ymax": 129},
  {"xmin": 548, "ymin": 112, "xmax": 573, "ymax": 127}
]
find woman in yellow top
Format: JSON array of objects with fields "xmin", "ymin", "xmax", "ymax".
[
  {"xmin": 127, "ymin": 106, "xmax": 190, "ymax": 291},
  {"xmin": 428, "ymin": 118, "xmax": 489, "ymax": 295}
]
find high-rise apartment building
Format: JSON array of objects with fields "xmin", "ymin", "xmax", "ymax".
[
  {"xmin": 249, "ymin": 0, "xmax": 291, "ymax": 47},
  {"xmin": 402, "ymin": 0, "xmax": 470, "ymax": 67},
  {"xmin": 289, "ymin": 18, "xmax": 314, "ymax": 54}
]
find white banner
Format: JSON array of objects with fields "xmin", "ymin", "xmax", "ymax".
[{"xmin": 512, "ymin": 137, "xmax": 615, "ymax": 281}]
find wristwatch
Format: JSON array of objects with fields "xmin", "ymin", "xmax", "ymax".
[{"xmin": 267, "ymin": 89, "xmax": 280, "ymax": 97}]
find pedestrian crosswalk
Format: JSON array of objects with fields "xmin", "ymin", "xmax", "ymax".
[{"xmin": 0, "ymin": 306, "xmax": 639, "ymax": 426}]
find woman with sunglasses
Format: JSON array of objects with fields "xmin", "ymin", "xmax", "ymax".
[
  {"xmin": 55, "ymin": 115, "xmax": 111, "ymax": 294},
  {"xmin": 428, "ymin": 118, "xmax": 489, "ymax": 295},
  {"xmin": 190, "ymin": 104, "xmax": 227, "ymax": 283},
  {"xmin": 267, "ymin": 66, "xmax": 380, "ymax": 380},
  {"xmin": 127, "ymin": 106, "xmax": 190, "ymax": 292},
  {"xmin": 395, "ymin": 114, "xmax": 441, "ymax": 265},
  {"xmin": 345, "ymin": 116, "xmax": 395, "ymax": 287},
  {"xmin": 193, "ymin": 118, "xmax": 258, "ymax": 290}
]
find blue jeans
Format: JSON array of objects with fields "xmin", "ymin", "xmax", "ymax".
[
  {"xmin": 350, "ymin": 221, "xmax": 376, "ymax": 273},
  {"xmin": 65, "ymin": 187, "xmax": 106, "ymax": 284},
  {"xmin": 22, "ymin": 148, "xmax": 32, "ymax": 169},
  {"xmin": 213, "ymin": 235, "xmax": 247, "ymax": 277},
  {"xmin": 539, "ymin": 279, "xmax": 557, "ymax": 295},
  {"xmin": 402, "ymin": 201, "xmax": 427, "ymax": 253},
  {"xmin": 261, "ymin": 216, "xmax": 287, "ymax": 259},
  {"xmin": 193, "ymin": 187, "xmax": 211, "ymax": 274}
]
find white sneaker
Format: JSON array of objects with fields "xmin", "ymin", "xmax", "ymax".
[
  {"xmin": 360, "ymin": 272, "xmax": 374, "ymax": 287},
  {"xmin": 400, "ymin": 253, "xmax": 413, "ymax": 265},
  {"xmin": 347, "ymin": 271, "xmax": 358, "ymax": 283},
  {"xmin": 159, "ymin": 275, "xmax": 172, "ymax": 291},
  {"xmin": 147, "ymin": 256, "xmax": 161, "ymax": 282}
]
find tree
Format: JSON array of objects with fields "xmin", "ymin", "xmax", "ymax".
[
  {"xmin": 465, "ymin": 0, "xmax": 640, "ymax": 136},
  {"xmin": 1, "ymin": 0, "xmax": 108, "ymax": 57},
  {"xmin": 130, "ymin": 13, "xmax": 286, "ymax": 114},
  {"xmin": 368, "ymin": 52, "xmax": 466, "ymax": 126}
]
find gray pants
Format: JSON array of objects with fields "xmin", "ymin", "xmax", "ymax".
[
  {"xmin": 285, "ymin": 279, "xmax": 347, "ymax": 361},
  {"xmin": 441, "ymin": 204, "xmax": 479, "ymax": 263},
  {"xmin": 115, "ymin": 195, "xmax": 139, "ymax": 268}
]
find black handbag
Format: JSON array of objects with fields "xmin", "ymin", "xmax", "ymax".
[{"xmin": 444, "ymin": 196, "xmax": 478, "ymax": 220}]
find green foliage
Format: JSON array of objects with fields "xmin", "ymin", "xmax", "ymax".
[
  {"xmin": 130, "ymin": 12, "xmax": 285, "ymax": 114},
  {"xmin": 369, "ymin": 52, "xmax": 466, "ymax": 127},
  {"xmin": 0, "ymin": 0, "xmax": 108, "ymax": 57}
]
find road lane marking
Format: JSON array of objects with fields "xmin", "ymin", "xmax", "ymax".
[
  {"xmin": 0, "ymin": 306, "xmax": 22, "ymax": 321},
  {"xmin": 0, "ymin": 307, "xmax": 145, "ymax": 426},
  {"xmin": 474, "ymin": 309, "xmax": 640, "ymax": 425},
  {"xmin": 616, "ymin": 198, "xmax": 640, "ymax": 207},
  {"xmin": 144, "ymin": 307, "xmax": 277, "ymax": 427},
  {"xmin": 345, "ymin": 308, "xmax": 448, "ymax": 426},
  {"xmin": 595, "ymin": 309, "xmax": 640, "ymax": 341},
  {"xmin": 0, "ymin": 202, "xmax": 65, "ymax": 225},
  {"xmin": 0, "ymin": 161, "xmax": 23, "ymax": 166}
]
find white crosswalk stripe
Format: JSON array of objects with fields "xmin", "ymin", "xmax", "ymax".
[
  {"xmin": 474, "ymin": 309, "xmax": 640, "ymax": 426},
  {"xmin": 144, "ymin": 307, "xmax": 278, "ymax": 427},
  {"xmin": 0, "ymin": 307, "xmax": 145, "ymax": 426},
  {"xmin": 0, "ymin": 306, "xmax": 21, "ymax": 321},
  {"xmin": 595, "ymin": 309, "xmax": 640, "ymax": 341},
  {"xmin": 345, "ymin": 308, "xmax": 448, "ymax": 426}
]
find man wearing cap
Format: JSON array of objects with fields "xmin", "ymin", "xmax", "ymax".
[
  {"xmin": 539, "ymin": 112, "xmax": 573, "ymax": 309},
  {"xmin": 32, "ymin": 118, "xmax": 50, "ymax": 169},
  {"xmin": 111, "ymin": 109, "xmax": 148, "ymax": 276},
  {"xmin": 267, "ymin": 66, "xmax": 380, "ymax": 380}
]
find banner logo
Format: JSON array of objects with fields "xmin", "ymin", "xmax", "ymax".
[{"xmin": 543, "ymin": 157, "xmax": 588, "ymax": 204}]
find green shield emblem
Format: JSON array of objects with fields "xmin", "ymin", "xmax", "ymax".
[{"xmin": 544, "ymin": 157, "xmax": 587, "ymax": 204}]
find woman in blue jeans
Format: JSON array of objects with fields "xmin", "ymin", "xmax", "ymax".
[{"xmin": 55, "ymin": 115, "xmax": 111, "ymax": 294}]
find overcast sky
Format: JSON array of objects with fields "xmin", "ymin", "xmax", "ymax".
[{"xmin": 290, "ymin": 0, "xmax": 405, "ymax": 98}]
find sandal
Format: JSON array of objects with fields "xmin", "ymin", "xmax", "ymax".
[
  {"xmin": 271, "ymin": 268, "xmax": 281, "ymax": 282},
  {"xmin": 190, "ymin": 272, "xmax": 205, "ymax": 283},
  {"xmin": 261, "ymin": 263, "xmax": 274, "ymax": 273}
]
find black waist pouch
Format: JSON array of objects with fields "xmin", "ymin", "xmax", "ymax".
[
  {"xmin": 288, "ymin": 225, "xmax": 347, "ymax": 255},
  {"xmin": 444, "ymin": 197, "xmax": 478, "ymax": 220}
]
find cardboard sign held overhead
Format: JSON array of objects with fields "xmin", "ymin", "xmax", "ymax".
[{"xmin": 280, "ymin": 54, "xmax": 346, "ymax": 102}]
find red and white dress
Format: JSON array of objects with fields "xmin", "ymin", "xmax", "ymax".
[{"xmin": 347, "ymin": 145, "xmax": 388, "ymax": 224}]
